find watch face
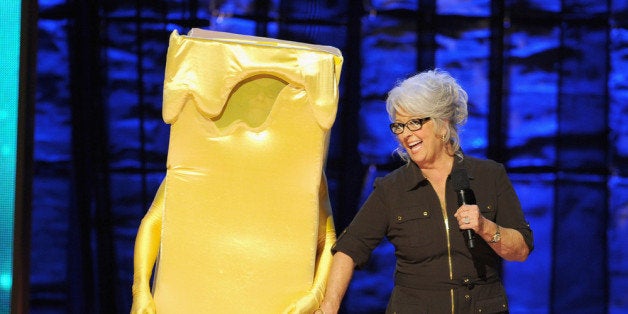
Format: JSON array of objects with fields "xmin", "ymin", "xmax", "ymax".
[
  {"xmin": 491, "ymin": 226, "xmax": 501, "ymax": 243},
  {"xmin": 491, "ymin": 231, "xmax": 501, "ymax": 243}
]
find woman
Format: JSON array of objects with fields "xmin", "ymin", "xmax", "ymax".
[{"xmin": 317, "ymin": 70, "xmax": 533, "ymax": 313}]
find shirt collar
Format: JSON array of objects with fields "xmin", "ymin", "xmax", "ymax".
[
  {"xmin": 402, "ymin": 152, "xmax": 472, "ymax": 191},
  {"xmin": 451, "ymin": 153, "xmax": 475, "ymax": 181}
]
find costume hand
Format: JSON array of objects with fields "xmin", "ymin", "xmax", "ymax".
[
  {"xmin": 130, "ymin": 289, "xmax": 156, "ymax": 314},
  {"xmin": 454, "ymin": 204, "xmax": 483, "ymax": 232}
]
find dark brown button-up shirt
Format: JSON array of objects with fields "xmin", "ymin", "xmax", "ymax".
[{"xmin": 332, "ymin": 154, "xmax": 533, "ymax": 312}]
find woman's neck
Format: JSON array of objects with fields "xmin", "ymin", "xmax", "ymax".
[
  {"xmin": 419, "ymin": 153, "xmax": 454, "ymax": 211},
  {"xmin": 421, "ymin": 143, "xmax": 454, "ymax": 166},
  {"xmin": 419, "ymin": 153, "xmax": 454, "ymax": 182}
]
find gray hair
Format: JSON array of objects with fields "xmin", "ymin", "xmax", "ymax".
[{"xmin": 385, "ymin": 69, "xmax": 468, "ymax": 162}]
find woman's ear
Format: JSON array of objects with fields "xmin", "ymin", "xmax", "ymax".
[{"xmin": 439, "ymin": 122, "xmax": 451, "ymax": 142}]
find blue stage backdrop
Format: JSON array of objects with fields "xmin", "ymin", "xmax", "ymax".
[{"xmin": 28, "ymin": 0, "xmax": 628, "ymax": 313}]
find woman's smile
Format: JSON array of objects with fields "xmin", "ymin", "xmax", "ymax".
[{"xmin": 406, "ymin": 138, "xmax": 423, "ymax": 153}]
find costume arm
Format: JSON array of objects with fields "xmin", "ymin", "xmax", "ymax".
[
  {"xmin": 130, "ymin": 180, "xmax": 165, "ymax": 314},
  {"xmin": 283, "ymin": 175, "xmax": 336, "ymax": 314}
]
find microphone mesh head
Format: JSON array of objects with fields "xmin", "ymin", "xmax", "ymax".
[{"xmin": 451, "ymin": 168, "xmax": 470, "ymax": 190}]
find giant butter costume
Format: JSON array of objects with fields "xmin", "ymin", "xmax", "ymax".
[{"xmin": 131, "ymin": 29, "xmax": 343, "ymax": 313}]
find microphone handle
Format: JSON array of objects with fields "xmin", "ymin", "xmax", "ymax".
[
  {"xmin": 458, "ymin": 189, "xmax": 476, "ymax": 249},
  {"xmin": 466, "ymin": 229, "xmax": 475, "ymax": 248}
]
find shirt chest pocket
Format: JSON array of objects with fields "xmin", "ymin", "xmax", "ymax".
[
  {"xmin": 477, "ymin": 194, "xmax": 497, "ymax": 222},
  {"xmin": 475, "ymin": 189, "xmax": 498, "ymax": 221},
  {"xmin": 390, "ymin": 207, "xmax": 436, "ymax": 248}
]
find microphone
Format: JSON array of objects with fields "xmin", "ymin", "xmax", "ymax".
[{"xmin": 451, "ymin": 168, "xmax": 476, "ymax": 249}]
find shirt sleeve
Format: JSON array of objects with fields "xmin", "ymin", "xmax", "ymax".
[
  {"xmin": 494, "ymin": 163, "xmax": 534, "ymax": 252},
  {"xmin": 332, "ymin": 178, "xmax": 390, "ymax": 268}
]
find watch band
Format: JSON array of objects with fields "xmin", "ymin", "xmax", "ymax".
[{"xmin": 490, "ymin": 225, "xmax": 501, "ymax": 243}]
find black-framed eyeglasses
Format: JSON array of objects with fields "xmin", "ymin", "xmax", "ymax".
[{"xmin": 389, "ymin": 117, "xmax": 431, "ymax": 134}]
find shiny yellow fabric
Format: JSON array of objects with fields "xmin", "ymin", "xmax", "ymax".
[{"xmin": 131, "ymin": 29, "xmax": 343, "ymax": 314}]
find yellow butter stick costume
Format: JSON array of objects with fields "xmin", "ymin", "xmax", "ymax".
[{"xmin": 131, "ymin": 29, "xmax": 343, "ymax": 313}]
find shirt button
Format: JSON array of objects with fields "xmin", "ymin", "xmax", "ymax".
[
  {"xmin": 397, "ymin": 216, "xmax": 402, "ymax": 221},
  {"xmin": 464, "ymin": 294, "xmax": 471, "ymax": 301},
  {"xmin": 422, "ymin": 211, "xmax": 428, "ymax": 216}
]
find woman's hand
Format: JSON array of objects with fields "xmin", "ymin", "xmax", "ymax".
[
  {"xmin": 315, "ymin": 302, "xmax": 335, "ymax": 314},
  {"xmin": 454, "ymin": 204, "xmax": 482, "ymax": 232}
]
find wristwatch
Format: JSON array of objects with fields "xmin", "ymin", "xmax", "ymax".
[{"xmin": 490, "ymin": 225, "xmax": 501, "ymax": 243}]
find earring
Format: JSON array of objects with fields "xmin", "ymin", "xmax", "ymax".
[{"xmin": 441, "ymin": 134, "xmax": 447, "ymax": 142}]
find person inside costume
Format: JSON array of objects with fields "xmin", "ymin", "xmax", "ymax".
[{"xmin": 130, "ymin": 29, "xmax": 343, "ymax": 314}]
